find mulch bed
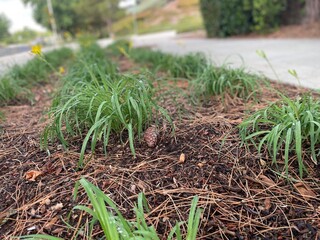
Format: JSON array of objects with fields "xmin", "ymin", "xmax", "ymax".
[{"xmin": 0, "ymin": 58, "xmax": 319, "ymax": 240}]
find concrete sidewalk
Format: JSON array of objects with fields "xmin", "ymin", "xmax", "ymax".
[{"xmin": 134, "ymin": 37, "xmax": 320, "ymax": 89}]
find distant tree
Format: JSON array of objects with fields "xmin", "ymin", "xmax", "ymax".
[
  {"xmin": 73, "ymin": 0, "xmax": 124, "ymax": 37},
  {"xmin": 8, "ymin": 27, "xmax": 38, "ymax": 44},
  {"xmin": 22, "ymin": 0, "xmax": 80, "ymax": 35},
  {"xmin": 22, "ymin": 0, "xmax": 123, "ymax": 37},
  {"xmin": 305, "ymin": 0, "xmax": 320, "ymax": 22},
  {"xmin": 0, "ymin": 13, "xmax": 11, "ymax": 42}
]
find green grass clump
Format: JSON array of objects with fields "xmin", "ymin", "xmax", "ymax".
[
  {"xmin": 20, "ymin": 178, "xmax": 202, "ymax": 240},
  {"xmin": 43, "ymin": 63, "xmax": 170, "ymax": 168},
  {"xmin": 130, "ymin": 48, "xmax": 207, "ymax": 79},
  {"xmin": 169, "ymin": 52, "xmax": 207, "ymax": 79},
  {"xmin": 0, "ymin": 75, "xmax": 29, "ymax": 105},
  {"xmin": 240, "ymin": 94, "xmax": 320, "ymax": 178},
  {"xmin": 191, "ymin": 65, "xmax": 260, "ymax": 100}
]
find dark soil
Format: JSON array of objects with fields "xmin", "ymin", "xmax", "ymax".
[{"xmin": 0, "ymin": 59, "xmax": 319, "ymax": 240}]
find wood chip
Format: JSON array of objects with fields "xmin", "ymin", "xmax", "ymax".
[{"xmin": 178, "ymin": 153, "xmax": 185, "ymax": 163}]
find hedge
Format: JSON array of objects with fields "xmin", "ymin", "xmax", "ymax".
[{"xmin": 200, "ymin": 0, "xmax": 305, "ymax": 37}]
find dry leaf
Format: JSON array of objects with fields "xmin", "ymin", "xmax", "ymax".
[
  {"xmin": 51, "ymin": 203, "xmax": 63, "ymax": 211},
  {"xmin": 52, "ymin": 227, "xmax": 64, "ymax": 234},
  {"xmin": 55, "ymin": 167, "xmax": 63, "ymax": 175},
  {"xmin": 34, "ymin": 95, "xmax": 41, "ymax": 102},
  {"xmin": 25, "ymin": 170, "xmax": 43, "ymax": 181},
  {"xmin": 178, "ymin": 153, "xmax": 185, "ymax": 163},
  {"xmin": 294, "ymin": 182, "xmax": 316, "ymax": 200},
  {"xmin": 258, "ymin": 175, "xmax": 276, "ymax": 187},
  {"xmin": 44, "ymin": 216, "xmax": 58, "ymax": 230},
  {"xmin": 264, "ymin": 197, "xmax": 271, "ymax": 211}
]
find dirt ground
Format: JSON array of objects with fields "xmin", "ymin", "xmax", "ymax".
[{"xmin": 0, "ymin": 58, "xmax": 320, "ymax": 239}]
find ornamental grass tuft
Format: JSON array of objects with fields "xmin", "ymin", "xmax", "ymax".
[
  {"xmin": 129, "ymin": 48, "xmax": 207, "ymax": 79},
  {"xmin": 42, "ymin": 60, "xmax": 171, "ymax": 168},
  {"xmin": 20, "ymin": 178, "xmax": 202, "ymax": 240},
  {"xmin": 191, "ymin": 65, "xmax": 260, "ymax": 100},
  {"xmin": 240, "ymin": 94, "xmax": 320, "ymax": 178}
]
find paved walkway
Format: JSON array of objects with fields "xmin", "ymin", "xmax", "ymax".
[{"xmin": 133, "ymin": 34, "xmax": 320, "ymax": 89}]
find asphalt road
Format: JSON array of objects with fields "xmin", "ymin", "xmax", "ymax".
[
  {"xmin": 0, "ymin": 45, "xmax": 30, "ymax": 57},
  {"xmin": 1, "ymin": 32, "xmax": 319, "ymax": 89}
]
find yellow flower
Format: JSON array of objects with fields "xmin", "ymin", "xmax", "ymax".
[
  {"xmin": 31, "ymin": 45, "xmax": 42, "ymax": 55},
  {"xmin": 118, "ymin": 46, "xmax": 129, "ymax": 58},
  {"xmin": 59, "ymin": 66, "xmax": 65, "ymax": 74}
]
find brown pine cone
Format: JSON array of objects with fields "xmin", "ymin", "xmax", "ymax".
[{"xmin": 144, "ymin": 126, "xmax": 158, "ymax": 148}]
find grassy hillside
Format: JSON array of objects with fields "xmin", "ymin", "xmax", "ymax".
[{"xmin": 113, "ymin": 0, "xmax": 203, "ymax": 36}]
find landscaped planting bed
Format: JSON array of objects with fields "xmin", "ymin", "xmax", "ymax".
[{"xmin": 0, "ymin": 42, "xmax": 319, "ymax": 239}]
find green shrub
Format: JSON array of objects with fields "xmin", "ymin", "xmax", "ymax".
[
  {"xmin": 199, "ymin": 0, "xmax": 220, "ymax": 37},
  {"xmin": 200, "ymin": 0, "xmax": 302, "ymax": 37},
  {"xmin": 240, "ymin": 94, "xmax": 320, "ymax": 178},
  {"xmin": 200, "ymin": 0, "xmax": 252, "ymax": 37},
  {"xmin": 252, "ymin": 0, "xmax": 287, "ymax": 33},
  {"xmin": 218, "ymin": 0, "xmax": 253, "ymax": 37}
]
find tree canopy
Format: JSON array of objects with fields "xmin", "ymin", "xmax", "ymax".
[
  {"xmin": 22, "ymin": 0, "xmax": 123, "ymax": 37},
  {"xmin": 0, "ymin": 13, "xmax": 11, "ymax": 42}
]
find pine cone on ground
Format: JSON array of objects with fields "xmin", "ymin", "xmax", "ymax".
[{"xmin": 144, "ymin": 126, "xmax": 158, "ymax": 148}]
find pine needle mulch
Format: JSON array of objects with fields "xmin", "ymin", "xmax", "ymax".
[{"xmin": 0, "ymin": 61, "xmax": 319, "ymax": 239}]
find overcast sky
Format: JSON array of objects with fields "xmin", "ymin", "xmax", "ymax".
[{"xmin": 0, "ymin": 0, "xmax": 45, "ymax": 33}]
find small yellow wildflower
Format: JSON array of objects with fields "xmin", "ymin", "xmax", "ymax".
[
  {"xmin": 31, "ymin": 45, "xmax": 42, "ymax": 55},
  {"xmin": 118, "ymin": 46, "xmax": 129, "ymax": 58},
  {"xmin": 59, "ymin": 66, "xmax": 65, "ymax": 74}
]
